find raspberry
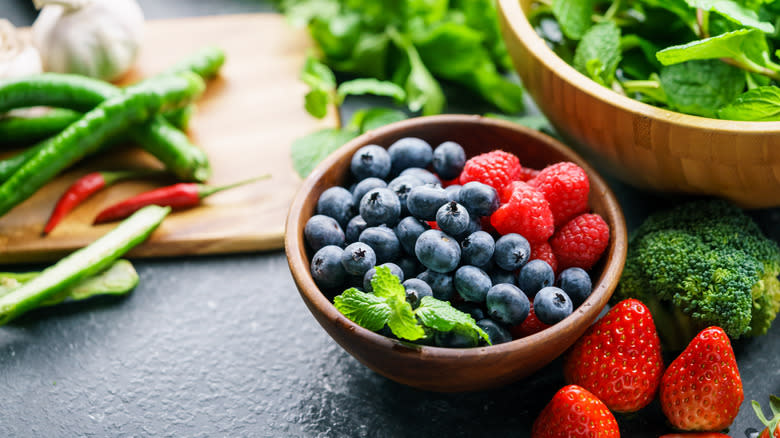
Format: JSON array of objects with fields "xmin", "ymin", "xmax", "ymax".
[
  {"xmin": 519, "ymin": 167, "xmax": 540, "ymax": 182},
  {"xmin": 529, "ymin": 162, "xmax": 590, "ymax": 227},
  {"xmin": 530, "ymin": 241, "xmax": 558, "ymax": 274},
  {"xmin": 459, "ymin": 150, "xmax": 522, "ymax": 191},
  {"xmin": 550, "ymin": 213, "xmax": 609, "ymax": 270},
  {"xmin": 490, "ymin": 181, "xmax": 554, "ymax": 244},
  {"xmin": 510, "ymin": 304, "xmax": 551, "ymax": 339}
]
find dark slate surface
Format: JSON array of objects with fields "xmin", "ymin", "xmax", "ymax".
[{"xmin": 0, "ymin": 1, "xmax": 778, "ymax": 437}]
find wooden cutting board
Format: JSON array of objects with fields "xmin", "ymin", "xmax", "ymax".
[{"xmin": 0, "ymin": 14, "xmax": 336, "ymax": 264}]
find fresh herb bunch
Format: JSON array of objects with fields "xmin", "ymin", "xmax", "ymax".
[
  {"xmin": 532, "ymin": 0, "xmax": 780, "ymax": 120},
  {"xmin": 276, "ymin": 0, "xmax": 525, "ymax": 118}
]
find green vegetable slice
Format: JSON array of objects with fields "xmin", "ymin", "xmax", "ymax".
[{"xmin": 0, "ymin": 205, "xmax": 170, "ymax": 325}]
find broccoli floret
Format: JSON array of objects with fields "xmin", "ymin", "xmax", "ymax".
[{"xmin": 614, "ymin": 200, "xmax": 780, "ymax": 350}]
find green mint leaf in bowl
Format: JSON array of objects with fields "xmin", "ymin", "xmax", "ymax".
[
  {"xmin": 659, "ymin": 59, "xmax": 746, "ymax": 118},
  {"xmin": 718, "ymin": 86, "xmax": 780, "ymax": 121},
  {"xmin": 416, "ymin": 296, "xmax": 491, "ymax": 345},
  {"xmin": 333, "ymin": 288, "xmax": 392, "ymax": 331}
]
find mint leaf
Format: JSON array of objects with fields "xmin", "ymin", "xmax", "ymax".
[
  {"xmin": 660, "ymin": 60, "xmax": 746, "ymax": 117},
  {"xmin": 656, "ymin": 29, "xmax": 763, "ymax": 65},
  {"xmin": 414, "ymin": 22, "xmax": 488, "ymax": 78},
  {"xmin": 389, "ymin": 29, "xmax": 445, "ymax": 115},
  {"xmin": 484, "ymin": 113, "xmax": 555, "ymax": 134},
  {"xmin": 718, "ymin": 86, "xmax": 780, "ymax": 120},
  {"xmin": 551, "ymin": 0, "xmax": 595, "ymax": 40},
  {"xmin": 328, "ymin": 32, "xmax": 391, "ymax": 79},
  {"xmin": 573, "ymin": 22, "xmax": 622, "ymax": 86},
  {"xmin": 386, "ymin": 294, "xmax": 426, "ymax": 341},
  {"xmin": 333, "ymin": 288, "xmax": 392, "ymax": 331},
  {"xmin": 347, "ymin": 108, "xmax": 408, "ymax": 133},
  {"xmin": 301, "ymin": 55, "xmax": 336, "ymax": 91},
  {"xmin": 683, "ymin": 0, "xmax": 775, "ymax": 32},
  {"xmin": 336, "ymin": 78, "xmax": 406, "ymax": 103},
  {"xmin": 290, "ymin": 128, "xmax": 359, "ymax": 177},
  {"xmin": 370, "ymin": 265, "xmax": 406, "ymax": 299},
  {"xmin": 415, "ymin": 296, "xmax": 491, "ymax": 345},
  {"xmin": 304, "ymin": 89, "xmax": 330, "ymax": 119}
]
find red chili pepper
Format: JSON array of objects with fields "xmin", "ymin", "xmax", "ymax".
[
  {"xmin": 92, "ymin": 174, "xmax": 270, "ymax": 224},
  {"xmin": 43, "ymin": 169, "xmax": 161, "ymax": 235}
]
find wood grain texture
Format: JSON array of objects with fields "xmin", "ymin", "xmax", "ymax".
[
  {"xmin": 0, "ymin": 14, "xmax": 335, "ymax": 264},
  {"xmin": 498, "ymin": 0, "xmax": 780, "ymax": 208},
  {"xmin": 285, "ymin": 115, "xmax": 627, "ymax": 392}
]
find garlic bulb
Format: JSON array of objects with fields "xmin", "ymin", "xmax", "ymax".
[
  {"xmin": 0, "ymin": 19, "xmax": 43, "ymax": 80},
  {"xmin": 32, "ymin": 0, "xmax": 144, "ymax": 82}
]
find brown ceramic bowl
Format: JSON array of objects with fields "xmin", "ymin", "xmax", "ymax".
[
  {"xmin": 498, "ymin": 0, "xmax": 780, "ymax": 209},
  {"xmin": 285, "ymin": 115, "xmax": 627, "ymax": 392}
]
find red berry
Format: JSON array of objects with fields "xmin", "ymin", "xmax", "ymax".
[
  {"xmin": 529, "ymin": 162, "xmax": 590, "ymax": 227},
  {"xmin": 490, "ymin": 181, "xmax": 554, "ymax": 244},
  {"xmin": 458, "ymin": 150, "xmax": 522, "ymax": 191},
  {"xmin": 519, "ymin": 167, "xmax": 540, "ymax": 182},
  {"xmin": 550, "ymin": 213, "xmax": 609, "ymax": 270},
  {"xmin": 659, "ymin": 434, "xmax": 732, "ymax": 438},
  {"xmin": 530, "ymin": 241, "xmax": 558, "ymax": 274},
  {"xmin": 510, "ymin": 303, "xmax": 550, "ymax": 338},
  {"xmin": 564, "ymin": 299, "xmax": 664, "ymax": 413},
  {"xmin": 660, "ymin": 327, "xmax": 743, "ymax": 432},
  {"xmin": 531, "ymin": 385, "xmax": 620, "ymax": 438}
]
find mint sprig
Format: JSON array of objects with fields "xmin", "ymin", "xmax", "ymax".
[{"xmin": 333, "ymin": 266, "xmax": 491, "ymax": 346}]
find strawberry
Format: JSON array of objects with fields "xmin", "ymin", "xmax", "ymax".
[
  {"xmin": 753, "ymin": 395, "xmax": 780, "ymax": 438},
  {"xmin": 564, "ymin": 299, "xmax": 664, "ymax": 413},
  {"xmin": 660, "ymin": 326, "xmax": 743, "ymax": 431},
  {"xmin": 531, "ymin": 385, "xmax": 620, "ymax": 438}
]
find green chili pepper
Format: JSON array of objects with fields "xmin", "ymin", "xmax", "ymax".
[
  {"xmin": 0, "ymin": 72, "xmax": 205, "ymax": 217},
  {"xmin": 165, "ymin": 46, "xmax": 226, "ymax": 79},
  {"xmin": 0, "ymin": 205, "xmax": 170, "ymax": 325}
]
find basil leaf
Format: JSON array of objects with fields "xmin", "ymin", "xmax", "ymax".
[
  {"xmin": 551, "ymin": 0, "xmax": 595, "ymax": 40},
  {"xmin": 660, "ymin": 59, "xmax": 746, "ymax": 117},
  {"xmin": 718, "ymin": 86, "xmax": 780, "ymax": 120},
  {"xmin": 573, "ymin": 22, "xmax": 622, "ymax": 86},
  {"xmin": 290, "ymin": 128, "xmax": 359, "ymax": 178}
]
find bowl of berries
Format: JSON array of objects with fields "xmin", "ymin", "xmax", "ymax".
[{"xmin": 285, "ymin": 114, "xmax": 627, "ymax": 392}]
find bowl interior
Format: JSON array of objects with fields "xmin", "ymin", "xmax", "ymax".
[{"xmin": 286, "ymin": 115, "xmax": 627, "ymax": 391}]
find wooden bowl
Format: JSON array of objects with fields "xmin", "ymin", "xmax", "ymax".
[
  {"xmin": 498, "ymin": 0, "xmax": 780, "ymax": 209},
  {"xmin": 285, "ymin": 115, "xmax": 627, "ymax": 392}
]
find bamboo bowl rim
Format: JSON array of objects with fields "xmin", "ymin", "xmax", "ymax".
[
  {"xmin": 498, "ymin": 0, "xmax": 780, "ymax": 133},
  {"xmin": 285, "ymin": 115, "xmax": 627, "ymax": 362}
]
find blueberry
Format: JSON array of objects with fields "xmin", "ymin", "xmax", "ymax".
[
  {"xmin": 400, "ymin": 167, "xmax": 441, "ymax": 186},
  {"xmin": 456, "ymin": 214, "xmax": 482, "ymax": 241},
  {"xmin": 351, "ymin": 144, "xmax": 391, "ymax": 180},
  {"xmin": 489, "ymin": 268, "xmax": 516, "ymax": 286},
  {"xmin": 461, "ymin": 231, "xmax": 495, "ymax": 267},
  {"xmin": 444, "ymin": 184, "xmax": 461, "ymax": 202},
  {"xmin": 459, "ymin": 181, "xmax": 500, "ymax": 217},
  {"xmin": 316, "ymin": 186, "xmax": 354, "ymax": 228},
  {"xmin": 394, "ymin": 216, "xmax": 430, "ymax": 255},
  {"xmin": 415, "ymin": 229, "xmax": 461, "ymax": 273},
  {"xmin": 345, "ymin": 215, "xmax": 368, "ymax": 243},
  {"xmin": 432, "ymin": 141, "xmax": 466, "ymax": 180},
  {"xmin": 304, "ymin": 215, "xmax": 345, "ymax": 252},
  {"xmin": 417, "ymin": 270, "xmax": 455, "ymax": 300},
  {"xmin": 359, "ymin": 226, "xmax": 401, "ymax": 264},
  {"xmin": 435, "ymin": 201, "xmax": 470, "ymax": 237},
  {"xmin": 387, "ymin": 137, "xmax": 433, "ymax": 175},
  {"xmin": 517, "ymin": 260, "xmax": 555, "ymax": 297},
  {"xmin": 340, "ymin": 242, "xmax": 377, "ymax": 276},
  {"xmin": 352, "ymin": 177, "xmax": 387, "ymax": 205},
  {"xmin": 396, "ymin": 256, "xmax": 420, "ymax": 280},
  {"xmin": 403, "ymin": 278, "xmax": 433, "ymax": 308},
  {"xmin": 456, "ymin": 302, "xmax": 486, "ymax": 321},
  {"xmin": 476, "ymin": 319, "xmax": 513, "ymax": 345},
  {"xmin": 310, "ymin": 245, "xmax": 347, "ymax": 290},
  {"xmin": 434, "ymin": 330, "xmax": 477, "ymax": 348},
  {"xmin": 407, "ymin": 184, "xmax": 449, "ymax": 221},
  {"xmin": 494, "ymin": 233, "xmax": 531, "ymax": 271},
  {"xmin": 557, "ymin": 267, "xmax": 592, "ymax": 307},
  {"xmin": 454, "ymin": 265, "xmax": 492, "ymax": 303},
  {"xmin": 359, "ymin": 188, "xmax": 401, "ymax": 226},
  {"xmin": 534, "ymin": 287, "xmax": 573, "ymax": 325},
  {"xmin": 388, "ymin": 175, "xmax": 424, "ymax": 216},
  {"xmin": 363, "ymin": 263, "xmax": 404, "ymax": 291},
  {"xmin": 486, "ymin": 283, "xmax": 530, "ymax": 326}
]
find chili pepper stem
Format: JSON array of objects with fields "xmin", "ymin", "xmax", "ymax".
[{"xmin": 197, "ymin": 174, "xmax": 271, "ymax": 198}]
